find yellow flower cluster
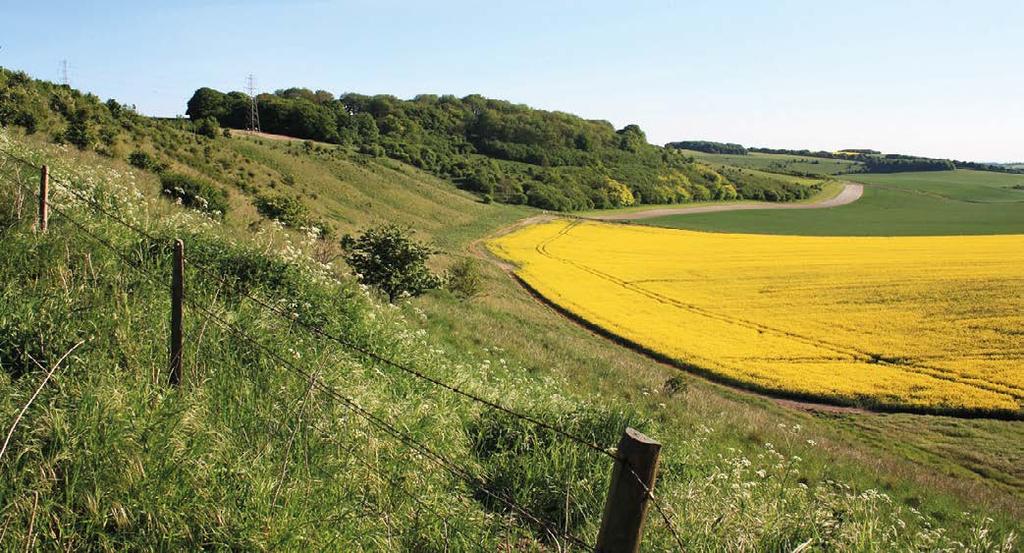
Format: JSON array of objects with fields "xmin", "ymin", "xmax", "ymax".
[{"xmin": 489, "ymin": 220, "xmax": 1024, "ymax": 415}]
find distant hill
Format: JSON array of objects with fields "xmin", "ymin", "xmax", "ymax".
[
  {"xmin": 664, "ymin": 140, "xmax": 747, "ymax": 155},
  {"xmin": 184, "ymin": 86, "xmax": 819, "ymax": 210},
  {"xmin": 669, "ymin": 137, "xmax": 1023, "ymax": 176}
]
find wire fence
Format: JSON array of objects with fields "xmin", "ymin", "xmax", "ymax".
[{"xmin": 0, "ymin": 147, "xmax": 685, "ymax": 551}]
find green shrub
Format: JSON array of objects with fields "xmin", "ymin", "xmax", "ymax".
[
  {"xmin": 195, "ymin": 116, "xmax": 220, "ymax": 139},
  {"xmin": 445, "ymin": 258, "xmax": 484, "ymax": 299},
  {"xmin": 128, "ymin": 150, "xmax": 166, "ymax": 173},
  {"xmin": 253, "ymin": 193, "xmax": 311, "ymax": 229},
  {"xmin": 64, "ymin": 109, "xmax": 96, "ymax": 149},
  {"xmin": 341, "ymin": 225, "xmax": 440, "ymax": 302},
  {"xmin": 359, "ymin": 143, "xmax": 384, "ymax": 157},
  {"xmin": 159, "ymin": 173, "xmax": 229, "ymax": 216}
]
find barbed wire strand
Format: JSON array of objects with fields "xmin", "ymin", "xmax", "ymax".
[
  {"xmin": 0, "ymin": 147, "xmax": 617, "ymax": 462},
  {"xmin": 0, "ymin": 179, "xmax": 593, "ymax": 550},
  {"xmin": 0, "ymin": 148, "xmax": 161, "ymax": 243},
  {"xmin": 626, "ymin": 466, "xmax": 686, "ymax": 550},
  {"xmin": 262, "ymin": 388, "xmax": 489, "ymax": 550},
  {"xmin": 185, "ymin": 297, "xmax": 592, "ymax": 550},
  {"xmin": 2, "ymin": 150, "xmax": 688, "ymax": 550}
]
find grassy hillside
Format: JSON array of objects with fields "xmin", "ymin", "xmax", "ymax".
[
  {"xmin": 669, "ymin": 142, "xmax": 1021, "ymax": 176},
  {"xmin": 0, "ymin": 131, "xmax": 643, "ymax": 550},
  {"xmin": 639, "ymin": 170, "xmax": 1024, "ymax": 235},
  {"xmin": 184, "ymin": 85, "xmax": 821, "ymax": 211},
  {"xmin": 3, "ymin": 127, "xmax": 1020, "ymax": 551},
  {"xmin": 133, "ymin": 123, "xmax": 532, "ymax": 251}
]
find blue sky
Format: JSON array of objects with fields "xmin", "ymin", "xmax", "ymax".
[{"xmin": 2, "ymin": 0, "xmax": 1021, "ymax": 161}]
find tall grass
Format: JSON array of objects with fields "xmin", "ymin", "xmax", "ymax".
[{"xmin": 0, "ymin": 129, "xmax": 1018, "ymax": 551}]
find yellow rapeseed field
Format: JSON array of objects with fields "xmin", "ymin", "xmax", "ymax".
[{"xmin": 489, "ymin": 219, "xmax": 1024, "ymax": 415}]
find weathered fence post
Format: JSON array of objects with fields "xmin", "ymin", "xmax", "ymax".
[
  {"xmin": 596, "ymin": 428, "xmax": 662, "ymax": 553},
  {"xmin": 169, "ymin": 239, "xmax": 184, "ymax": 386},
  {"xmin": 38, "ymin": 165, "xmax": 49, "ymax": 232}
]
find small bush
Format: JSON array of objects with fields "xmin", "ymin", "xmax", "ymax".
[
  {"xmin": 159, "ymin": 173, "xmax": 229, "ymax": 216},
  {"xmin": 128, "ymin": 150, "xmax": 166, "ymax": 173},
  {"xmin": 196, "ymin": 116, "xmax": 220, "ymax": 139},
  {"xmin": 341, "ymin": 225, "xmax": 440, "ymax": 302},
  {"xmin": 359, "ymin": 143, "xmax": 385, "ymax": 157},
  {"xmin": 254, "ymin": 193, "xmax": 311, "ymax": 229},
  {"xmin": 64, "ymin": 109, "xmax": 96, "ymax": 149},
  {"xmin": 445, "ymin": 258, "xmax": 484, "ymax": 299}
]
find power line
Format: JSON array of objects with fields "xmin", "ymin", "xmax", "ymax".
[{"xmin": 246, "ymin": 74, "xmax": 261, "ymax": 133}]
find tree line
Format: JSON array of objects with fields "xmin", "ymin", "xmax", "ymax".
[
  {"xmin": 184, "ymin": 86, "xmax": 815, "ymax": 210},
  {"xmin": 664, "ymin": 140, "xmax": 747, "ymax": 155},
  {"xmin": 746, "ymin": 145, "xmax": 1021, "ymax": 174}
]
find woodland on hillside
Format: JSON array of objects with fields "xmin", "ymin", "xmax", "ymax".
[{"xmin": 184, "ymin": 85, "xmax": 816, "ymax": 209}]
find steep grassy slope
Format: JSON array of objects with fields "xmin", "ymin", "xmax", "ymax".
[
  {"xmin": 3, "ymin": 70, "xmax": 1024, "ymax": 549},
  {"xmin": 0, "ymin": 132, "xmax": 637, "ymax": 550},
  {"xmin": 129, "ymin": 122, "xmax": 532, "ymax": 251},
  {"xmin": 2, "ymin": 129, "xmax": 1021, "ymax": 550}
]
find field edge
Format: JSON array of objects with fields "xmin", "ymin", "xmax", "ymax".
[{"xmin": 485, "ymin": 217, "xmax": 1024, "ymax": 421}]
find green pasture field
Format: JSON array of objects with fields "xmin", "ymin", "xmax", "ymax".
[
  {"xmin": 638, "ymin": 170, "xmax": 1024, "ymax": 235},
  {"xmin": 678, "ymin": 149, "xmax": 862, "ymax": 176}
]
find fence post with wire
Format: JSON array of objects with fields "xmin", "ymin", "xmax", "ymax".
[
  {"xmin": 596, "ymin": 428, "xmax": 663, "ymax": 553},
  {"xmin": 169, "ymin": 238, "xmax": 185, "ymax": 386},
  {"xmin": 0, "ymin": 148, "xmax": 686, "ymax": 551},
  {"xmin": 38, "ymin": 164, "xmax": 48, "ymax": 232}
]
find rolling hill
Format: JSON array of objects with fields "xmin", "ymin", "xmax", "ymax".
[{"xmin": 1, "ymin": 68, "xmax": 1022, "ymax": 550}]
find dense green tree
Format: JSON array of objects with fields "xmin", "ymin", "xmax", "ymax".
[
  {"xmin": 616, "ymin": 124, "xmax": 647, "ymax": 153},
  {"xmin": 186, "ymin": 87, "xmax": 228, "ymax": 121},
  {"xmin": 341, "ymin": 225, "xmax": 441, "ymax": 302}
]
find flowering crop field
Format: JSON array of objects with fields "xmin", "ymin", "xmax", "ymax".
[{"xmin": 489, "ymin": 219, "xmax": 1024, "ymax": 416}]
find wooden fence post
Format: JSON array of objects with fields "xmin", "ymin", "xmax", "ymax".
[
  {"xmin": 169, "ymin": 239, "xmax": 184, "ymax": 386},
  {"xmin": 38, "ymin": 165, "xmax": 48, "ymax": 232},
  {"xmin": 595, "ymin": 428, "xmax": 662, "ymax": 553}
]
